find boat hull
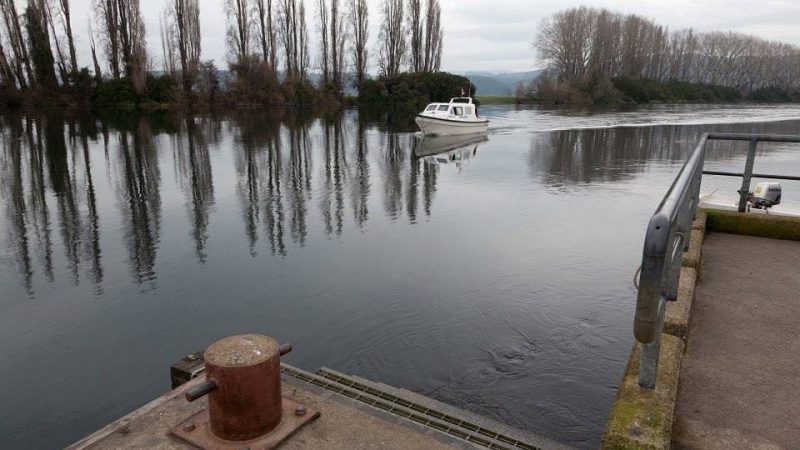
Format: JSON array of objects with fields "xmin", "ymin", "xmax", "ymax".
[{"xmin": 415, "ymin": 115, "xmax": 489, "ymax": 136}]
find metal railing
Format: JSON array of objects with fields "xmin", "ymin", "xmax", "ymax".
[{"xmin": 634, "ymin": 132, "xmax": 800, "ymax": 389}]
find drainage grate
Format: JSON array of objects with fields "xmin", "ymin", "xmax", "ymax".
[{"xmin": 280, "ymin": 364, "xmax": 543, "ymax": 450}]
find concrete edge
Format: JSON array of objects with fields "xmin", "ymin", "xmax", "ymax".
[
  {"xmin": 703, "ymin": 208, "xmax": 800, "ymax": 241},
  {"xmin": 691, "ymin": 210, "xmax": 707, "ymax": 235},
  {"xmin": 664, "ymin": 267, "xmax": 697, "ymax": 341},
  {"xmin": 601, "ymin": 335, "xmax": 685, "ymax": 450},
  {"xmin": 315, "ymin": 367, "xmax": 575, "ymax": 450},
  {"xmin": 65, "ymin": 376, "xmax": 205, "ymax": 450},
  {"xmin": 600, "ymin": 211, "xmax": 705, "ymax": 449},
  {"xmin": 681, "ymin": 229, "xmax": 704, "ymax": 269}
]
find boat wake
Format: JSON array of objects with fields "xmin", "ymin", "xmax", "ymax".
[{"xmin": 484, "ymin": 104, "xmax": 800, "ymax": 134}]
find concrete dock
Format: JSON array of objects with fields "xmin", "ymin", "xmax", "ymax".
[
  {"xmin": 68, "ymin": 364, "xmax": 569, "ymax": 450},
  {"xmin": 603, "ymin": 208, "xmax": 800, "ymax": 450},
  {"xmin": 672, "ymin": 233, "xmax": 800, "ymax": 449}
]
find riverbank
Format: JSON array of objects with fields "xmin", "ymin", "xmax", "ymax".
[{"xmin": 514, "ymin": 77, "xmax": 800, "ymax": 107}]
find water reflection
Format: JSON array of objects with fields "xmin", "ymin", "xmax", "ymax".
[
  {"xmin": 3, "ymin": 112, "xmax": 799, "ymax": 295},
  {"xmin": 0, "ymin": 114, "xmax": 106, "ymax": 295},
  {"xmin": 4, "ymin": 108, "xmax": 800, "ymax": 450},
  {"xmin": 415, "ymin": 134, "xmax": 485, "ymax": 171},
  {"xmin": 414, "ymin": 133, "xmax": 487, "ymax": 157},
  {"xmin": 174, "ymin": 118, "xmax": 216, "ymax": 263},
  {"xmin": 116, "ymin": 118, "xmax": 161, "ymax": 286},
  {"xmin": 530, "ymin": 121, "xmax": 800, "ymax": 187},
  {"xmin": 235, "ymin": 111, "xmax": 308, "ymax": 256}
]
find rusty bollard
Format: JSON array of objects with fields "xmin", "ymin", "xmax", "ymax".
[{"xmin": 173, "ymin": 334, "xmax": 316, "ymax": 448}]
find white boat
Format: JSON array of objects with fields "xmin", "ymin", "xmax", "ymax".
[{"xmin": 415, "ymin": 97, "xmax": 489, "ymax": 136}]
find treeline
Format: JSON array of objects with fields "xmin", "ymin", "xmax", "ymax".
[
  {"xmin": 522, "ymin": 6, "xmax": 800, "ymax": 104},
  {"xmin": 0, "ymin": 0, "xmax": 445, "ymax": 109},
  {"xmin": 359, "ymin": 71, "xmax": 475, "ymax": 111}
]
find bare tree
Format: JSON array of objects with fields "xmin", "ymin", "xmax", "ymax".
[
  {"xmin": 407, "ymin": 0, "xmax": 421, "ymax": 72},
  {"xmin": 0, "ymin": 38, "xmax": 16, "ymax": 86},
  {"xmin": 1, "ymin": 0, "xmax": 33, "ymax": 88},
  {"xmin": 535, "ymin": 6, "xmax": 800, "ymax": 94},
  {"xmin": 278, "ymin": 0, "xmax": 300, "ymax": 78},
  {"xmin": 43, "ymin": 0, "xmax": 69, "ymax": 83},
  {"xmin": 95, "ymin": 0, "xmax": 120, "ymax": 79},
  {"xmin": 88, "ymin": 20, "xmax": 102, "ymax": 80},
  {"xmin": 117, "ymin": 1, "xmax": 148, "ymax": 93},
  {"xmin": 224, "ymin": 0, "xmax": 250, "ymax": 64},
  {"xmin": 164, "ymin": 0, "xmax": 201, "ymax": 92},
  {"xmin": 254, "ymin": 0, "xmax": 277, "ymax": 69},
  {"xmin": 377, "ymin": 0, "xmax": 404, "ymax": 76},
  {"xmin": 96, "ymin": 0, "xmax": 147, "ymax": 87},
  {"xmin": 298, "ymin": 0, "xmax": 309, "ymax": 78},
  {"xmin": 24, "ymin": 0, "xmax": 57, "ymax": 88},
  {"xmin": 535, "ymin": 7, "xmax": 596, "ymax": 84},
  {"xmin": 422, "ymin": 0, "xmax": 441, "ymax": 71},
  {"xmin": 159, "ymin": 14, "xmax": 176, "ymax": 74},
  {"xmin": 56, "ymin": 0, "xmax": 77, "ymax": 73},
  {"xmin": 329, "ymin": 0, "xmax": 346, "ymax": 91},
  {"xmin": 348, "ymin": 0, "xmax": 367, "ymax": 85},
  {"xmin": 317, "ymin": 0, "xmax": 329, "ymax": 84}
]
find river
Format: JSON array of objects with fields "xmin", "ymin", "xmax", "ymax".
[{"xmin": 1, "ymin": 104, "xmax": 800, "ymax": 449}]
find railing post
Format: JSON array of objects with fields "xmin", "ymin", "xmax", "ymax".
[
  {"xmin": 737, "ymin": 139, "xmax": 758, "ymax": 212},
  {"xmin": 638, "ymin": 297, "xmax": 665, "ymax": 389}
]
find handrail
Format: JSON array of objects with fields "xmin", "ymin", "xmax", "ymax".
[{"xmin": 634, "ymin": 132, "xmax": 800, "ymax": 389}]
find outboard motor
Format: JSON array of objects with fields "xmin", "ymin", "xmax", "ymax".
[{"xmin": 750, "ymin": 182, "xmax": 782, "ymax": 210}]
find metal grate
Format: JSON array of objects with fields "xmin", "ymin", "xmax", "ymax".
[{"xmin": 280, "ymin": 364, "xmax": 543, "ymax": 450}]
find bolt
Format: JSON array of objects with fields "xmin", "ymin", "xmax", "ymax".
[
  {"xmin": 295, "ymin": 405, "xmax": 307, "ymax": 416},
  {"xmin": 182, "ymin": 422, "xmax": 196, "ymax": 432}
]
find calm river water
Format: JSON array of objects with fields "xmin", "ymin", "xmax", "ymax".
[{"xmin": 2, "ymin": 104, "xmax": 800, "ymax": 449}]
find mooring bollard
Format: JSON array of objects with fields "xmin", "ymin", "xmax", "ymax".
[{"xmin": 172, "ymin": 334, "xmax": 318, "ymax": 448}]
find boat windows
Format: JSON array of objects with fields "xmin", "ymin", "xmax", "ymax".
[
  {"xmin": 437, "ymin": 105, "xmax": 450, "ymax": 111},
  {"xmin": 453, "ymin": 106, "xmax": 464, "ymax": 116},
  {"xmin": 425, "ymin": 105, "xmax": 437, "ymax": 111}
]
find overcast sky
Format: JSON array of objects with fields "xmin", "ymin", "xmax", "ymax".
[{"xmin": 68, "ymin": 0, "xmax": 800, "ymax": 74}]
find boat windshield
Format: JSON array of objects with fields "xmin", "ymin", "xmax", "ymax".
[
  {"xmin": 425, "ymin": 104, "xmax": 437, "ymax": 111},
  {"xmin": 437, "ymin": 105, "xmax": 449, "ymax": 111}
]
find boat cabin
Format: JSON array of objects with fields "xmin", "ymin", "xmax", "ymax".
[{"xmin": 421, "ymin": 98, "xmax": 479, "ymax": 120}]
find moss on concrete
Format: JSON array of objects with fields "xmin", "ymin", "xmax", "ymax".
[
  {"xmin": 602, "ymin": 335, "xmax": 685, "ymax": 450},
  {"xmin": 704, "ymin": 209, "xmax": 800, "ymax": 241},
  {"xmin": 664, "ymin": 267, "xmax": 697, "ymax": 341}
]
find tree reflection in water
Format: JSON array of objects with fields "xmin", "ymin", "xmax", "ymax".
[{"xmin": 0, "ymin": 110, "xmax": 450, "ymax": 293}]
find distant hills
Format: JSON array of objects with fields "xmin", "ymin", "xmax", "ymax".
[{"xmin": 459, "ymin": 70, "xmax": 545, "ymax": 97}]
